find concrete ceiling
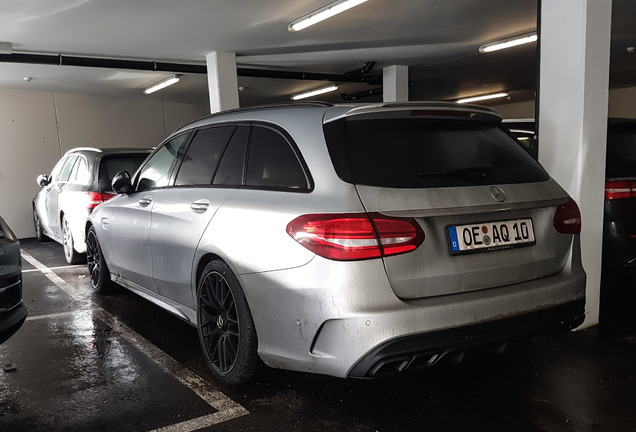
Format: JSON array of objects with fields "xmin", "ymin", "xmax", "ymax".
[{"xmin": 0, "ymin": 0, "xmax": 634, "ymax": 107}]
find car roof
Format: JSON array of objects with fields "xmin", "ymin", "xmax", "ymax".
[
  {"xmin": 64, "ymin": 147, "xmax": 152, "ymax": 157},
  {"xmin": 172, "ymin": 101, "xmax": 502, "ymax": 136}
]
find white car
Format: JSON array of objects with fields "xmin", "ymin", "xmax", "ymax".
[{"xmin": 33, "ymin": 147, "xmax": 150, "ymax": 264}]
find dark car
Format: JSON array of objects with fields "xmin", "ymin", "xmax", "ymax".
[
  {"xmin": 33, "ymin": 147, "xmax": 151, "ymax": 264},
  {"xmin": 505, "ymin": 118, "xmax": 636, "ymax": 332},
  {"xmin": 0, "ymin": 216, "xmax": 27, "ymax": 344}
]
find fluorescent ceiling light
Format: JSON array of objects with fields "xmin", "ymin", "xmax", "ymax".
[
  {"xmin": 291, "ymin": 85, "xmax": 339, "ymax": 100},
  {"xmin": 456, "ymin": 92, "xmax": 509, "ymax": 104},
  {"xmin": 143, "ymin": 75, "xmax": 180, "ymax": 94},
  {"xmin": 288, "ymin": 0, "xmax": 369, "ymax": 32},
  {"xmin": 479, "ymin": 33, "xmax": 537, "ymax": 53}
]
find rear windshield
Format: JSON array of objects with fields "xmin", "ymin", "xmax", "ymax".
[
  {"xmin": 606, "ymin": 122, "xmax": 636, "ymax": 178},
  {"xmin": 324, "ymin": 117, "xmax": 549, "ymax": 188},
  {"xmin": 98, "ymin": 154, "xmax": 148, "ymax": 191}
]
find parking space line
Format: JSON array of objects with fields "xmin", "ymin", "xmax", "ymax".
[
  {"xmin": 23, "ymin": 264, "xmax": 84, "ymax": 273},
  {"xmin": 26, "ymin": 310, "xmax": 97, "ymax": 321},
  {"xmin": 20, "ymin": 250, "xmax": 249, "ymax": 431}
]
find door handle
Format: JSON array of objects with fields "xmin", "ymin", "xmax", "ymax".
[
  {"xmin": 190, "ymin": 199, "xmax": 210, "ymax": 214},
  {"xmin": 138, "ymin": 196, "xmax": 153, "ymax": 207}
]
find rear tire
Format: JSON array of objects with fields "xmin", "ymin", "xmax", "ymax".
[
  {"xmin": 33, "ymin": 208, "xmax": 47, "ymax": 242},
  {"xmin": 86, "ymin": 226, "xmax": 111, "ymax": 293},
  {"xmin": 197, "ymin": 260, "xmax": 259, "ymax": 385},
  {"xmin": 62, "ymin": 216, "xmax": 85, "ymax": 265}
]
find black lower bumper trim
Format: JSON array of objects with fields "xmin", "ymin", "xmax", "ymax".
[
  {"xmin": 0, "ymin": 303, "xmax": 28, "ymax": 345},
  {"xmin": 348, "ymin": 299, "xmax": 585, "ymax": 378}
]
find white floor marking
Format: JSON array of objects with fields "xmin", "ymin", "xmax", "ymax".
[{"xmin": 20, "ymin": 250, "xmax": 249, "ymax": 431}]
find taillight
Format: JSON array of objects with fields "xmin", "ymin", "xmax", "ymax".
[
  {"xmin": 86, "ymin": 192, "xmax": 115, "ymax": 210},
  {"xmin": 553, "ymin": 198, "xmax": 581, "ymax": 234},
  {"xmin": 286, "ymin": 213, "xmax": 425, "ymax": 261},
  {"xmin": 605, "ymin": 179, "xmax": 636, "ymax": 200}
]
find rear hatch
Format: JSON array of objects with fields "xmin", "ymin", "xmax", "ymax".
[{"xmin": 323, "ymin": 104, "xmax": 576, "ymax": 299}]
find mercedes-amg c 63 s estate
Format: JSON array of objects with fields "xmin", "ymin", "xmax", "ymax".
[{"xmin": 85, "ymin": 102, "xmax": 586, "ymax": 384}]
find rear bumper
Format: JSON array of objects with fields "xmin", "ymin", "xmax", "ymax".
[
  {"xmin": 239, "ymin": 244, "xmax": 586, "ymax": 378},
  {"xmin": 348, "ymin": 299, "xmax": 585, "ymax": 378}
]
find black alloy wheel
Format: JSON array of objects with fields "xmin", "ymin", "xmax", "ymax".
[
  {"xmin": 197, "ymin": 260, "xmax": 259, "ymax": 385},
  {"xmin": 86, "ymin": 226, "xmax": 111, "ymax": 293}
]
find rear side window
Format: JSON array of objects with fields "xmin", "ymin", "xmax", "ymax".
[
  {"xmin": 176, "ymin": 126, "xmax": 234, "ymax": 186},
  {"xmin": 246, "ymin": 126, "xmax": 309, "ymax": 190},
  {"xmin": 324, "ymin": 117, "xmax": 549, "ymax": 188},
  {"xmin": 70, "ymin": 156, "xmax": 89, "ymax": 185},
  {"xmin": 98, "ymin": 154, "xmax": 148, "ymax": 191},
  {"xmin": 606, "ymin": 122, "xmax": 636, "ymax": 178},
  {"xmin": 57, "ymin": 155, "xmax": 78, "ymax": 183}
]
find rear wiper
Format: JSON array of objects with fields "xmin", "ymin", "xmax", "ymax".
[{"xmin": 417, "ymin": 164, "xmax": 494, "ymax": 178}]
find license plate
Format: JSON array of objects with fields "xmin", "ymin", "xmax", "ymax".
[{"xmin": 447, "ymin": 218, "xmax": 535, "ymax": 254}]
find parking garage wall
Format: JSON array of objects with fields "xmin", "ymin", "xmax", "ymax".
[{"xmin": 0, "ymin": 88, "xmax": 208, "ymax": 238}]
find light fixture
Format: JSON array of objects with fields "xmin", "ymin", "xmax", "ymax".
[
  {"xmin": 456, "ymin": 92, "xmax": 509, "ymax": 104},
  {"xmin": 291, "ymin": 85, "xmax": 339, "ymax": 100},
  {"xmin": 479, "ymin": 33, "xmax": 537, "ymax": 53},
  {"xmin": 143, "ymin": 75, "xmax": 181, "ymax": 94},
  {"xmin": 288, "ymin": 0, "xmax": 369, "ymax": 32}
]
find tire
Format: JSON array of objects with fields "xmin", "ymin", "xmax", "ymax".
[
  {"xmin": 62, "ymin": 215, "xmax": 85, "ymax": 265},
  {"xmin": 86, "ymin": 226, "xmax": 112, "ymax": 293},
  {"xmin": 33, "ymin": 208, "xmax": 47, "ymax": 242},
  {"xmin": 197, "ymin": 260, "xmax": 259, "ymax": 385}
]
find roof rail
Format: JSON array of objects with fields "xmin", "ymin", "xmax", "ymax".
[{"xmin": 176, "ymin": 101, "xmax": 334, "ymax": 131}]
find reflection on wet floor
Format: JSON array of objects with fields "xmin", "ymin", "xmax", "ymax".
[{"xmin": 2, "ymin": 239, "xmax": 636, "ymax": 432}]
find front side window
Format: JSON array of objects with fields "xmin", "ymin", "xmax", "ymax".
[
  {"xmin": 136, "ymin": 134, "xmax": 188, "ymax": 192},
  {"xmin": 175, "ymin": 126, "xmax": 235, "ymax": 186}
]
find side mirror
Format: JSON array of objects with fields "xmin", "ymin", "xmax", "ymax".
[
  {"xmin": 37, "ymin": 174, "xmax": 50, "ymax": 187},
  {"xmin": 112, "ymin": 171, "xmax": 133, "ymax": 194}
]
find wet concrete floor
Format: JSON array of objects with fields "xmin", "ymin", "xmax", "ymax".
[{"xmin": 1, "ymin": 239, "xmax": 636, "ymax": 431}]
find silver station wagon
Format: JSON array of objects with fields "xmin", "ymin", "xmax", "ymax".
[{"xmin": 85, "ymin": 102, "xmax": 586, "ymax": 384}]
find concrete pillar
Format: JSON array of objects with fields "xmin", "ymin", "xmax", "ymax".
[
  {"xmin": 206, "ymin": 52, "xmax": 240, "ymax": 113},
  {"xmin": 538, "ymin": 0, "xmax": 612, "ymax": 326},
  {"xmin": 383, "ymin": 65, "xmax": 409, "ymax": 102}
]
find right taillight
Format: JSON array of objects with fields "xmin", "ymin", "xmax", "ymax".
[
  {"xmin": 553, "ymin": 198, "xmax": 582, "ymax": 234},
  {"xmin": 286, "ymin": 212, "xmax": 425, "ymax": 261},
  {"xmin": 605, "ymin": 179, "xmax": 636, "ymax": 200}
]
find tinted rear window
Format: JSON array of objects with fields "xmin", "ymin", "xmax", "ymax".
[
  {"xmin": 606, "ymin": 122, "xmax": 636, "ymax": 178},
  {"xmin": 324, "ymin": 117, "xmax": 549, "ymax": 188},
  {"xmin": 99, "ymin": 154, "xmax": 148, "ymax": 191}
]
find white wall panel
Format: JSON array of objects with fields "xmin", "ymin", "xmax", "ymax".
[
  {"xmin": 0, "ymin": 89, "xmax": 207, "ymax": 238},
  {"xmin": 163, "ymin": 102, "xmax": 209, "ymax": 136},
  {"xmin": 54, "ymin": 93, "xmax": 165, "ymax": 152},
  {"xmin": 0, "ymin": 89, "xmax": 60, "ymax": 238}
]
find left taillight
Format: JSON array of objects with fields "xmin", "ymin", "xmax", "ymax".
[
  {"xmin": 286, "ymin": 212, "xmax": 425, "ymax": 261},
  {"xmin": 86, "ymin": 192, "xmax": 116, "ymax": 210}
]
